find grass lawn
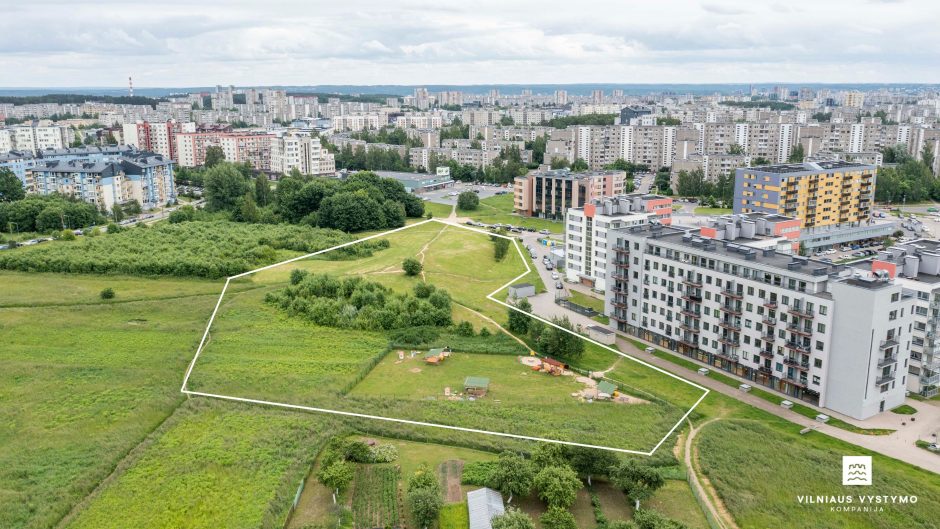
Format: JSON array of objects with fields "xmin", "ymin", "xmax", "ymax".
[
  {"xmin": 567, "ymin": 290, "xmax": 605, "ymax": 313},
  {"xmin": 439, "ymin": 503, "xmax": 469, "ymax": 529},
  {"xmin": 645, "ymin": 480, "xmax": 710, "ymax": 529},
  {"xmin": 696, "ymin": 420, "xmax": 940, "ymax": 529},
  {"xmin": 890, "ymin": 404, "xmax": 917, "ymax": 415},
  {"xmin": 65, "ymin": 400, "xmax": 329, "ymax": 529},
  {"xmin": 424, "ymin": 200, "xmax": 455, "ymax": 219},
  {"xmin": 464, "ymin": 194, "xmax": 563, "ymax": 233},
  {"xmin": 693, "ymin": 207, "xmax": 733, "ymax": 216},
  {"xmin": 0, "ymin": 271, "xmax": 226, "ymax": 529}
]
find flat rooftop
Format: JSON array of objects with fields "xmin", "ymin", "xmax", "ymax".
[{"xmin": 740, "ymin": 160, "xmax": 874, "ymax": 174}]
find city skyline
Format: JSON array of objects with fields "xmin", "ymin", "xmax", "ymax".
[{"xmin": 3, "ymin": 0, "xmax": 939, "ymax": 87}]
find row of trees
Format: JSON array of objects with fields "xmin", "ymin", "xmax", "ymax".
[
  {"xmin": 673, "ymin": 168, "xmax": 734, "ymax": 205},
  {"xmin": 330, "ymin": 142, "xmax": 414, "ymax": 172},
  {"xmin": 0, "ymin": 193, "xmax": 103, "ymax": 233},
  {"xmin": 350, "ymin": 127, "xmax": 425, "ymax": 148},
  {"xmin": 875, "ymin": 145, "xmax": 938, "ymax": 203},
  {"xmin": 507, "ymin": 300, "xmax": 585, "ymax": 361}
]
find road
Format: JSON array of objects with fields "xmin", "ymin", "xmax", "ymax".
[{"xmin": 422, "ymin": 181, "xmax": 508, "ymax": 206}]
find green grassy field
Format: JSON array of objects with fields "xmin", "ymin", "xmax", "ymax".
[
  {"xmin": 65, "ymin": 400, "xmax": 330, "ymax": 529},
  {"xmin": 463, "ymin": 194, "xmax": 563, "ymax": 233},
  {"xmin": 693, "ymin": 207, "xmax": 733, "ymax": 216},
  {"xmin": 0, "ymin": 271, "xmax": 227, "ymax": 529},
  {"xmin": 697, "ymin": 420, "xmax": 940, "ymax": 529},
  {"xmin": 424, "ymin": 200, "xmax": 455, "ymax": 218},
  {"xmin": 567, "ymin": 290, "xmax": 605, "ymax": 313}
]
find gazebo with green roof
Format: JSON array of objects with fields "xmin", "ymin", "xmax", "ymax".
[{"xmin": 464, "ymin": 376, "xmax": 490, "ymax": 397}]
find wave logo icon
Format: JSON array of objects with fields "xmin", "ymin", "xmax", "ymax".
[{"xmin": 842, "ymin": 456, "xmax": 873, "ymax": 486}]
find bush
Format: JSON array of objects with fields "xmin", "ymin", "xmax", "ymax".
[
  {"xmin": 100, "ymin": 287, "xmax": 115, "ymax": 299},
  {"xmin": 453, "ymin": 321, "xmax": 475, "ymax": 337},
  {"xmin": 457, "ymin": 191, "xmax": 480, "ymax": 211},
  {"xmin": 540, "ymin": 507, "xmax": 577, "ymax": 529},
  {"xmin": 369, "ymin": 443, "xmax": 399, "ymax": 463},
  {"xmin": 461, "ymin": 460, "xmax": 500, "ymax": 486},
  {"xmin": 106, "ymin": 222, "xmax": 124, "ymax": 234},
  {"xmin": 59, "ymin": 229, "xmax": 76, "ymax": 241},
  {"xmin": 403, "ymin": 257, "xmax": 423, "ymax": 276},
  {"xmin": 388, "ymin": 326, "xmax": 442, "ymax": 347}
]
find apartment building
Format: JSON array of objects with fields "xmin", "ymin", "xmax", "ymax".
[
  {"xmin": 122, "ymin": 120, "xmax": 196, "ymax": 161},
  {"xmin": 866, "ymin": 240, "xmax": 940, "ymax": 397},
  {"xmin": 175, "ymin": 131, "xmax": 274, "ymax": 171},
  {"xmin": 270, "ymin": 134, "xmax": 335, "ymax": 176},
  {"xmin": 513, "ymin": 168, "xmax": 626, "ymax": 219},
  {"xmin": 331, "ymin": 114, "xmax": 384, "ymax": 132},
  {"xmin": 29, "ymin": 152, "xmax": 175, "ymax": 210},
  {"xmin": 0, "ymin": 125, "xmax": 70, "ymax": 155},
  {"xmin": 734, "ymin": 161, "xmax": 874, "ymax": 229},
  {"xmin": 604, "ymin": 218, "xmax": 910, "ymax": 420},
  {"xmin": 565, "ymin": 194, "xmax": 673, "ymax": 291}
]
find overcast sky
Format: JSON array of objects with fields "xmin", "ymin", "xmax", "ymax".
[{"xmin": 1, "ymin": 0, "xmax": 937, "ymax": 87}]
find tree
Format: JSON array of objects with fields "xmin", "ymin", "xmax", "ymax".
[
  {"xmin": 531, "ymin": 443, "xmax": 568, "ymax": 468},
  {"xmin": 317, "ymin": 191, "xmax": 386, "ymax": 232},
  {"xmin": 317, "ymin": 460, "xmax": 354, "ymax": 503},
  {"xmin": 403, "ymin": 257, "xmax": 423, "ymax": 276},
  {"xmin": 569, "ymin": 446, "xmax": 619, "ymax": 486},
  {"xmin": 204, "ymin": 163, "xmax": 250, "ymax": 212},
  {"xmin": 539, "ymin": 507, "xmax": 577, "ymax": 529},
  {"xmin": 0, "ymin": 169, "xmax": 25, "ymax": 202},
  {"xmin": 727, "ymin": 143, "xmax": 744, "ymax": 155},
  {"xmin": 204, "ymin": 145, "xmax": 225, "ymax": 168},
  {"xmin": 123, "ymin": 199, "xmax": 142, "ymax": 216},
  {"xmin": 486, "ymin": 451, "xmax": 534, "ymax": 503},
  {"xmin": 499, "ymin": 115, "xmax": 515, "ymax": 126},
  {"xmin": 507, "ymin": 297, "xmax": 532, "ymax": 335},
  {"xmin": 111, "ymin": 203, "xmax": 124, "ymax": 222},
  {"xmin": 610, "ymin": 459, "xmax": 665, "ymax": 510},
  {"xmin": 921, "ymin": 143, "xmax": 935, "ymax": 174},
  {"xmin": 238, "ymin": 191, "xmax": 261, "ymax": 223},
  {"xmin": 457, "ymin": 191, "xmax": 480, "ymax": 210},
  {"xmin": 550, "ymin": 157, "xmax": 570, "ymax": 170},
  {"xmin": 751, "ymin": 156, "xmax": 772, "ymax": 167},
  {"xmin": 254, "ymin": 176, "xmax": 271, "ymax": 206},
  {"xmin": 492, "ymin": 230, "xmax": 510, "ymax": 261},
  {"xmin": 533, "ymin": 466, "xmax": 582, "ymax": 508},
  {"xmin": 491, "ymin": 508, "xmax": 536, "ymax": 529},
  {"xmin": 570, "ymin": 158, "xmax": 589, "ymax": 172},
  {"xmin": 533, "ymin": 316, "xmax": 584, "ymax": 361},
  {"xmin": 407, "ymin": 464, "xmax": 442, "ymax": 529},
  {"xmin": 788, "ymin": 144, "xmax": 805, "ymax": 163}
]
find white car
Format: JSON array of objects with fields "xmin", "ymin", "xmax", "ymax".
[{"xmin": 551, "ymin": 272, "xmax": 559, "ymax": 280}]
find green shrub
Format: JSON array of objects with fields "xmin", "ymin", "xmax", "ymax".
[
  {"xmin": 461, "ymin": 460, "xmax": 500, "ymax": 486},
  {"xmin": 59, "ymin": 229, "xmax": 76, "ymax": 241},
  {"xmin": 99, "ymin": 288, "xmax": 115, "ymax": 299},
  {"xmin": 403, "ymin": 257, "xmax": 423, "ymax": 276}
]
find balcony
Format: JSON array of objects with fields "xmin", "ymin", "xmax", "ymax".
[
  {"xmin": 920, "ymin": 373, "xmax": 940, "ymax": 385},
  {"xmin": 611, "ymin": 298, "xmax": 627, "ymax": 308},
  {"xmin": 720, "ymin": 304, "xmax": 742, "ymax": 315},
  {"xmin": 875, "ymin": 374, "xmax": 896, "ymax": 386},
  {"xmin": 759, "ymin": 349, "xmax": 774, "ymax": 359},
  {"xmin": 762, "ymin": 299, "xmax": 778, "ymax": 309},
  {"xmin": 614, "ymin": 246, "xmax": 629, "ymax": 255},
  {"xmin": 787, "ymin": 306, "xmax": 815, "ymax": 319},
  {"xmin": 877, "ymin": 355, "xmax": 898, "ymax": 368},
  {"xmin": 762, "ymin": 316, "xmax": 777, "ymax": 326},
  {"xmin": 758, "ymin": 366, "xmax": 773, "ymax": 375},
  {"xmin": 784, "ymin": 376, "xmax": 808, "ymax": 388},
  {"xmin": 680, "ymin": 308, "xmax": 701, "ymax": 319},
  {"xmin": 718, "ymin": 336, "xmax": 740, "ymax": 347},
  {"xmin": 679, "ymin": 322, "xmax": 700, "ymax": 333},
  {"xmin": 610, "ymin": 272, "xmax": 628, "ymax": 281},
  {"xmin": 787, "ymin": 324, "xmax": 812, "ymax": 337},
  {"xmin": 719, "ymin": 320, "xmax": 741, "ymax": 331},
  {"xmin": 681, "ymin": 294, "xmax": 703, "ymax": 303},
  {"xmin": 716, "ymin": 350, "xmax": 739, "ymax": 361},
  {"xmin": 879, "ymin": 338, "xmax": 899, "ymax": 350},
  {"xmin": 783, "ymin": 357, "xmax": 810, "ymax": 371},
  {"xmin": 761, "ymin": 332, "xmax": 776, "ymax": 341},
  {"xmin": 786, "ymin": 341, "xmax": 810, "ymax": 353},
  {"xmin": 682, "ymin": 277, "xmax": 702, "ymax": 288},
  {"xmin": 722, "ymin": 288, "xmax": 743, "ymax": 300},
  {"xmin": 678, "ymin": 337, "xmax": 699, "ymax": 348}
]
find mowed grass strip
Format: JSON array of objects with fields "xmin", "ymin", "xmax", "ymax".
[
  {"xmin": 65, "ymin": 400, "xmax": 331, "ymax": 529},
  {"xmin": 465, "ymin": 194, "xmax": 564, "ymax": 233},
  {"xmin": 0, "ymin": 272, "xmax": 221, "ymax": 529}
]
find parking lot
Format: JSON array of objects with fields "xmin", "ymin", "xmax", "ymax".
[{"xmin": 420, "ymin": 181, "xmax": 509, "ymax": 206}]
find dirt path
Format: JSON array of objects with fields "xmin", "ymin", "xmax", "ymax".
[
  {"xmin": 684, "ymin": 418, "xmax": 739, "ymax": 529},
  {"xmin": 454, "ymin": 300, "xmax": 528, "ymax": 348},
  {"xmin": 439, "ymin": 460, "xmax": 465, "ymax": 502},
  {"xmin": 594, "ymin": 356, "xmax": 623, "ymax": 377},
  {"xmin": 416, "ymin": 222, "xmax": 448, "ymax": 282}
]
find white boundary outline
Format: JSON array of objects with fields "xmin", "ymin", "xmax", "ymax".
[{"xmin": 180, "ymin": 218, "xmax": 710, "ymax": 455}]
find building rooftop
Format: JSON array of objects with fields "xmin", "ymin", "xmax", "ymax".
[
  {"xmin": 531, "ymin": 168, "xmax": 624, "ymax": 180},
  {"xmin": 741, "ymin": 160, "xmax": 874, "ymax": 174}
]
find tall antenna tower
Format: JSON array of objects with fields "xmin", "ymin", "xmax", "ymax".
[{"xmin": 128, "ymin": 76, "xmax": 134, "ymax": 97}]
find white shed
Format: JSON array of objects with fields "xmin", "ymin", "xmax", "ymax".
[{"xmin": 467, "ymin": 487, "xmax": 505, "ymax": 529}]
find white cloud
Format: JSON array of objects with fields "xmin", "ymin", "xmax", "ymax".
[{"xmin": 0, "ymin": 0, "xmax": 937, "ymax": 86}]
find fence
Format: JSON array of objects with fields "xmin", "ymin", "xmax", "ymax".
[
  {"xmin": 687, "ymin": 472, "xmax": 726, "ymax": 529},
  {"xmin": 556, "ymin": 297, "xmax": 599, "ymax": 317}
]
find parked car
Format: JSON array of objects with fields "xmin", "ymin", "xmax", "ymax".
[
  {"xmin": 555, "ymin": 281, "xmax": 563, "ymax": 289},
  {"xmin": 551, "ymin": 272, "xmax": 559, "ymax": 280},
  {"xmin": 539, "ymin": 229, "xmax": 550, "ymax": 235},
  {"xmin": 545, "ymin": 263, "xmax": 554, "ymax": 270}
]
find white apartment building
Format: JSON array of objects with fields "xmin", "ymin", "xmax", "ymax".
[
  {"xmin": 270, "ymin": 134, "xmax": 335, "ymax": 176},
  {"xmin": 604, "ymin": 218, "xmax": 909, "ymax": 420},
  {"xmin": 0, "ymin": 125, "xmax": 69, "ymax": 155},
  {"xmin": 565, "ymin": 194, "xmax": 673, "ymax": 291},
  {"xmin": 331, "ymin": 114, "xmax": 383, "ymax": 132},
  {"xmin": 869, "ymin": 240, "xmax": 940, "ymax": 397}
]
